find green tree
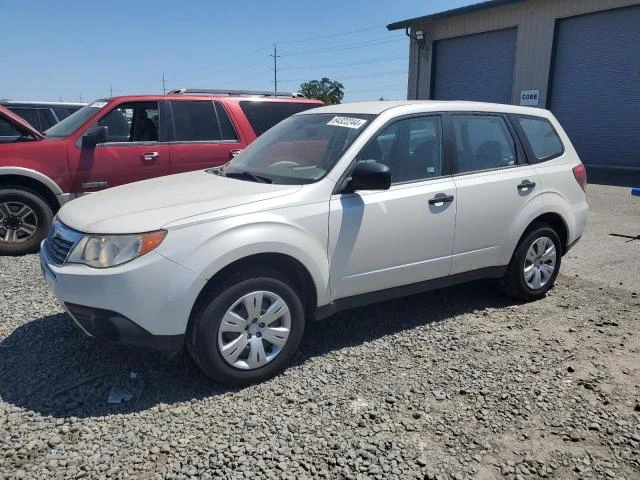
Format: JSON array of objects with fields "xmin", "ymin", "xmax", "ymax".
[{"xmin": 299, "ymin": 78, "xmax": 344, "ymax": 104}]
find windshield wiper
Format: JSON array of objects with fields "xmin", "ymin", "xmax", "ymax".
[{"xmin": 224, "ymin": 170, "xmax": 273, "ymax": 184}]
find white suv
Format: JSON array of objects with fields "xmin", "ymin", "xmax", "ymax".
[{"xmin": 40, "ymin": 101, "xmax": 588, "ymax": 385}]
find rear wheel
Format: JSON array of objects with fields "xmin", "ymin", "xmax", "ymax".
[
  {"xmin": 0, "ymin": 188, "xmax": 52, "ymax": 256},
  {"xmin": 501, "ymin": 224, "xmax": 562, "ymax": 301},
  {"xmin": 188, "ymin": 268, "xmax": 306, "ymax": 385}
]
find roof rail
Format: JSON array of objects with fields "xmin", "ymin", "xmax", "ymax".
[{"xmin": 167, "ymin": 88, "xmax": 306, "ymax": 98}]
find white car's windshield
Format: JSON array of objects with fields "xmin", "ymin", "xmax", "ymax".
[
  {"xmin": 221, "ymin": 113, "xmax": 375, "ymax": 184},
  {"xmin": 44, "ymin": 100, "xmax": 109, "ymax": 138}
]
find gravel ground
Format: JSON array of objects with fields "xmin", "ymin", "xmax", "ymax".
[
  {"xmin": 0, "ymin": 249, "xmax": 638, "ymax": 479},
  {"xmin": 562, "ymin": 184, "xmax": 640, "ymax": 289},
  {"xmin": 1, "ymin": 185, "xmax": 639, "ymax": 479}
]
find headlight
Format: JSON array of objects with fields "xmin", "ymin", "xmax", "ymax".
[{"xmin": 67, "ymin": 230, "xmax": 167, "ymax": 268}]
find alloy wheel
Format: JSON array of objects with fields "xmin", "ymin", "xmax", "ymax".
[{"xmin": 0, "ymin": 201, "xmax": 38, "ymax": 244}]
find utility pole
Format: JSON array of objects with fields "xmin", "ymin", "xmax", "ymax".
[
  {"xmin": 162, "ymin": 73, "xmax": 166, "ymax": 94},
  {"xmin": 109, "ymin": 85, "xmax": 113, "ymax": 97},
  {"xmin": 269, "ymin": 44, "xmax": 281, "ymax": 92},
  {"xmin": 79, "ymin": 92, "xmax": 83, "ymax": 102}
]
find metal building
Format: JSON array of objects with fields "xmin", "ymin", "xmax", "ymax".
[{"xmin": 388, "ymin": 0, "xmax": 640, "ymax": 176}]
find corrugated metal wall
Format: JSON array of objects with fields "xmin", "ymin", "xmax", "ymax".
[
  {"xmin": 432, "ymin": 28, "xmax": 517, "ymax": 103},
  {"xmin": 549, "ymin": 6, "xmax": 640, "ymax": 169},
  {"xmin": 406, "ymin": 0, "xmax": 640, "ymax": 106}
]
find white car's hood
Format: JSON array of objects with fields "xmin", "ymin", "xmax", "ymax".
[{"xmin": 58, "ymin": 170, "xmax": 301, "ymax": 233}]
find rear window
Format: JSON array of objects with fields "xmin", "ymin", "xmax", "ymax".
[
  {"xmin": 171, "ymin": 100, "xmax": 220, "ymax": 141},
  {"xmin": 516, "ymin": 116, "xmax": 564, "ymax": 162},
  {"xmin": 170, "ymin": 100, "xmax": 237, "ymax": 141},
  {"xmin": 239, "ymin": 101, "xmax": 320, "ymax": 136}
]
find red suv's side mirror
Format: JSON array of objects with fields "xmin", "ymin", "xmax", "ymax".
[{"xmin": 82, "ymin": 126, "xmax": 108, "ymax": 148}]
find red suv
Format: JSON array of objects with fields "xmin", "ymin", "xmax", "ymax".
[{"xmin": 0, "ymin": 89, "xmax": 322, "ymax": 255}]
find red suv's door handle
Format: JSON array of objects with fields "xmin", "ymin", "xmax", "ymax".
[
  {"xmin": 142, "ymin": 152, "xmax": 159, "ymax": 162},
  {"xmin": 230, "ymin": 149, "xmax": 243, "ymax": 159}
]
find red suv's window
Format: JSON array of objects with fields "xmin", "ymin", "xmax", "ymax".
[
  {"xmin": 239, "ymin": 101, "xmax": 320, "ymax": 136},
  {"xmin": 95, "ymin": 102, "xmax": 159, "ymax": 142},
  {"xmin": 170, "ymin": 101, "xmax": 238, "ymax": 141}
]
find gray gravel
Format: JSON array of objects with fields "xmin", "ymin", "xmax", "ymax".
[
  {"xmin": 562, "ymin": 183, "xmax": 640, "ymax": 289},
  {"xmin": 1, "ymin": 251, "xmax": 638, "ymax": 480}
]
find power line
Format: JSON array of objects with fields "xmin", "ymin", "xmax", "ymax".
[
  {"xmin": 279, "ymin": 70, "xmax": 408, "ymax": 83},
  {"xmin": 164, "ymin": 45, "xmax": 272, "ymax": 76},
  {"xmin": 278, "ymin": 55, "xmax": 405, "ymax": 71},
  {"xmin": 163, "ymin": 27, "xmax": 404, "ymax": 81},
  {"xmin": 167, "ymin": 59, "xmax": 271, "ymax": 84},
  {"xmin": 280, "ymin": 37, "xmax": 405, "ymax": 57},
  {"xmin": 277, "ymin": 25, "xmax": 385, "ymax": 45},
  {"xmin": 170, "ymin": 44, "xmax": 403, "ymax": 85}
]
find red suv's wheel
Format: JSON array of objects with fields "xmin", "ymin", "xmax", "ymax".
[{"xmin": 0, "ymin": 188, "xmax": 52, "ymax": 256}]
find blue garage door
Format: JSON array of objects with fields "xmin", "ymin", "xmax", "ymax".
[
  {"xmin": 432, "ymin": 28, "xmax": 517, "ymax": 104},
  {"xmin": 549, "ymin": 6, "xmax": 640, "ymax": 169}
]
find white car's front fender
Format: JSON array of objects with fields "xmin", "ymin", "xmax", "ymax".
[{"xmin": 158, "ymin": 205, "xmax": 331, "ymax": 307}]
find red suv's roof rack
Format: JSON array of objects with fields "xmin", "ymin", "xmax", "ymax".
[{"xmin": 168, "ymin": 88, "xmax": 306, "ymax": 98}]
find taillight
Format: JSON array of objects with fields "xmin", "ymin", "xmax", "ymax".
[{"xmin": 572, "ymin": 164, "xmax": 587, "ymax": 192}]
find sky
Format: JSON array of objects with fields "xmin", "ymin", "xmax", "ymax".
[{"xmin": 2, "ymin": 0, "xmax": 477, "ymax": 103}]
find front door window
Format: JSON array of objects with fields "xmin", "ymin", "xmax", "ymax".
[
  {"xmin": 95, "ymin": 102, "xmax": 159, "ymax": 143},
  {"xmin": 358, "ymin": 115, "xmax": 443, "ymax": 183}
]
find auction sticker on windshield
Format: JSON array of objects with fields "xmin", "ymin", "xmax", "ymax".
[
  {"xmin": 327, "ymin": 116, "xmax": 367, "ymax": 129},
  {"xmin": 89, "ymin": 101, "xmax": 108, "ymax": 108}
]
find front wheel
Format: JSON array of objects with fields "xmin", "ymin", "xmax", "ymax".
[
  {"xmin": 188, "ymin": 269, "xmax": 306, "ymax": 385},
  {"xmin": 500, "ymin": 225, "xmax": 562, "ymax": 301},
  {"xmin": 0, "ymin": 188, "xmax": 53, "ymax": 256}
]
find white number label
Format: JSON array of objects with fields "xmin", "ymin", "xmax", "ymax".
[{"xmin": 327, "ymin": 116, "xmax": 367, "ymax": 129}]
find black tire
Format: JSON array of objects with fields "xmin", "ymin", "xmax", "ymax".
[
  {"xmin": 187, "ymin": 268, "xmax": 306, "ymax": 385},
  {"xmin": 0, "ymin": 188, "xmax": 53, "ymax": 256},
  {"xmin": 500, "ymin": 224, "xmax": 562, "ymax": 301}
]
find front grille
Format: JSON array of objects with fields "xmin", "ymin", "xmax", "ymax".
[
  {"xmin": 44, "ymin": 220, "xmax": 82, "ymax": 266},
  {"xmin": 46, "ymin": 235, "xmax": 74, "ymax": 265}
]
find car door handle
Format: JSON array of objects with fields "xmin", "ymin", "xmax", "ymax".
[
  {"xmin": 230, "ymin": 149, "xmax": 243, "ymax": 159},
  {"xmin": 517, "ymin": 180, "xmax": 536, "ymax": 190},
  {"xmin": 141, "ymin": 152, "xmax": 159, "ymax": 161},
  {"xmin": 428, "ymin": 194, "xmax": 455, "ymax": 205}
]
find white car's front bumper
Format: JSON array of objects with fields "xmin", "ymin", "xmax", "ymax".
[{"xmin": 39, "ymin": 241, "xmax": 207, "ymax": 351}]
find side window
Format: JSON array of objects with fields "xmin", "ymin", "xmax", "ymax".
[
  {"xmin": 451, "ymin": 115, "xmax": 516, "ymax": 173},
  {"xmin": 239, "ymin": 101, "xmax": 319, "ymax": 136},
  {"xmin": 95, "ymin": 101, "xmax": 159, "ymax": 143},
  {"xmin": 357, "ymin": 116, "xmax": 443, "ymax": 184},
  {"xmin": 53, "ymin": 107, "xmax": 83, "ymax": 120},
  {"xmin": 171, "ymin": 101, "xmax": 222, "ymax": 141},
  {"xmin": 10, "ymin": 108, "xmax": 41, "ymax": 131},
  {"xmin": 516, "ymin": 116, "xmax": 564, "ymax": 162},
  {"xmin": 214, "ymin": 102, "xmax": 238, "ymax": 141},
  {"xmin": 38, "ymin": 109, "xmax": 57, "ymax": 130},
  {"xmin": 53, "ymin": 107, "xmax": 72, "ymax": 120}
]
